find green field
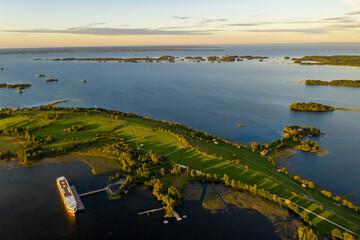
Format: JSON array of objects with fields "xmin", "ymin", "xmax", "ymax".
[{"xmin": 0, "ymin": 107, "xmax": 359, "ymax": 238}]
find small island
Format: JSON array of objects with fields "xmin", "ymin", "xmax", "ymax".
[
  {"xmin": 37, "ymin": 74, "xmax": 45, "ymax": 77},
  {"xmin": 289, "ymin": 102, "xmax": 335, "ymax": 112},
  {"xmin": 45, "ymin": 78, "xmax": 58, "ymax": 82},
  {"xmin": 305, "ymin": 79, "xmax": 360, "ymax": 87},
  {"xmin": 292, "ymin": 55, "xmax": 360, "ymax": 67},
  {"xmin": 0, "ymin": 83, "xmax": 32, "ymax": 89},
  {"xmin": 0, "ymin": 68, "xmax": 4, "ymax": 70}
]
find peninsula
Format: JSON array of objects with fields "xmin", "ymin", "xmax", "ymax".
[{"xmin": 0, "ymin": 106, "xmax": 359, "ymax": 239}]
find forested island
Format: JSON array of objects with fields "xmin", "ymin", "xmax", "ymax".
[
  {"xmin": 290, "ymin": 102, "xmax": 335, "ymax": 112},
  {"xmin": 305, "ymin": 80, "xmax": 360, "ymax": 87},
  {"xmin": 34, "ymin": 55, "xmax": 268, "ymax": 63},
  {"xmin": 0, "ymin": 106, "xmax": 359, "ymax": 239},
  {"xmin": 45, "ymin": 78, "xmax": 58, "ymax": 82},
  {"xmin": 292, "ymin": 55, "xmax": 360, "ymax": 67},
  {"xmin": 0, "ymin": 83, "xmax": 31, "ymax": 89}
]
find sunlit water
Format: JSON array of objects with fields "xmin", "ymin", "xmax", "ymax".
[{"xmin": 0, "ymin": 44, "xmax": 359, "ymax": 202}]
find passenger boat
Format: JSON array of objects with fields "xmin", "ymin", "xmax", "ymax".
[{"xmin": 56, "ymin": 176, "xmax": 78, "ymax": 215}]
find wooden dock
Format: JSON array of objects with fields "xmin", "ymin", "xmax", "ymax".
[
  {"xmin": 172, "ymin": 210, "xmax": 182, "ymax": 221},
  {"xmin": 70, "ymin": 185, "xmax": 85, "ymax": 211},
  {"xmin": 138, "ymin": 207, "xmax": 165, "ymax": 216},
  {"xmin": 78, "ymin": 188, "xmax": 106, "ymax": 197}
]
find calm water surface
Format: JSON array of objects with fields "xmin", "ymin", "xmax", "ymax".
[{"xmin": 0, "ymin": 44, "xmax": 359, "ymax": 201}]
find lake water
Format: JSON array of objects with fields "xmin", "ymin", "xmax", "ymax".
[
  {"xmin": 0, "ymin": 160, "xmax": 282, "ymax": 240},
  {"xmin": 0, "ymin": 43, "xmax": 359, "ymax": 202}
]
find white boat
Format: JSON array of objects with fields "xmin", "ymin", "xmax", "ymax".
[{"xmin": 57, "ymin": 176, "xmax": 78, "ymax": 215}]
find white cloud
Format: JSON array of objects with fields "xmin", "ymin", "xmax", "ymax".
[{"xmin": 342, "ymin": 0, "xmax": 360, "ymax": 8}]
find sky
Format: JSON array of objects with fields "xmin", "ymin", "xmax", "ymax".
[{"xmin": 0, "ymin": 0, "xmax": 359, "ymax": 48}]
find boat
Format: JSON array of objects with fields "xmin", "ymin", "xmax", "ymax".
[{"xmin": 57, "ymin": 176, "xmax": 78, "ymax": 215}]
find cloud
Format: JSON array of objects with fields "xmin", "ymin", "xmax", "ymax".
[
  {"xmin": 326, "ymin": 23, "xmax": 360, "ymax": 28},
  {"xmin": 226, "ymin": 22, "xmax": 277, "ymax": 27},
  {"xmin": 198, "ymin": 18, "xmax": 228, "ymax": 25},
  {"xmin": 342, "ymin": 0, "xmax": 360, "ymax": 8},
  {"xmin": 172, "ymin": 16, "xmax": 189, "ymax": 20},
  {"xmin": 3, "ymin": 27, "xmax": 213, "ymax": 36},
  {"xmin": 241, "ymin": 28, "xmax": 329, "ymax": 34},
  {"xmin": 346, "ymin": 10, "xmax": 360, "ymax": 15}
]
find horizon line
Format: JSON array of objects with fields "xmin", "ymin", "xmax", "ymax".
[{"xmin": 1, "ymin": 42, "xmax": 360, "ymax": 50}]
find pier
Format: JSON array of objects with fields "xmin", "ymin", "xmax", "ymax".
[
  {"xmin": 78, "ymin": 188, "xmax": 106, "ymax": 197},
  {"xmin": 138, "ymin": 207, "xmax": 165, "ymax": 216},
  {"xmin": 70, "ymin": 185, "xmax": 85, "ymax": 211},
  {"xmin": 172, "ymin": 210, "xmax": 182, "ymax": 221}
]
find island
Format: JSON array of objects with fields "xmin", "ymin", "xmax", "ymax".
[
  {"xmin": 0, "ymin": 106, "xmax": 359, "ymax": 239},
  {"xmin": 45, "ymin": 78, "xmax": 58, "ymax": 82},
  {"xmin": 37, "ymin": 74, "xmax": 45, "ymax": 77},
  {"xmin": 289, "ymin": 102, "xmax": 335, "ymax": 112},
  {"xmin": 34, "ymin": 55, "xmax": 269, "ymax": 63},
  {"xmin": 305, "ymin": 79, "xmax": 360, "ymax": 87},
  {"xmin": 0, "ymin": 83, "xmax": 32, "ymax": 89},
  {"xmin": 292, "ymin": 55, "xmax": 360, "ymax": 67},
  {"xmin": 0, "ymin": 68, "xmax": 4, "ymax": 70}
]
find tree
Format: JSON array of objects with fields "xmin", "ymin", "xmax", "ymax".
[
  {"xmin": 331, "ymin": 228, "xmax": 343, "ymax": 239},
  {"xmin": 343, "ymin": 232, "xmax": 355, "ymax": 240},
  {"xmin": 251, "ymin": 142, "xmax": 259, "ymax": 150},
  {"xmin": 308, "ymin": 181, "xmax": 315, "ymax": 189},
  {"xmin": 223, "ymin": 174, "xmax": 230, "ymax": 186},
  {"xmin": 298, "ymin": 226, "xmax": 318, "ymax": 240}
]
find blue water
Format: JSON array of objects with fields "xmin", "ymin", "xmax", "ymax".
[{"xmin": 0, "ymin": 43, "xmax": 359, "ymax": 202}]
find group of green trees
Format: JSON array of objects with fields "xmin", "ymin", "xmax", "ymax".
[
  {"xmin": 104, "ymin": 141, "xmax": 183, "ymax": 216},
  {"xmin": 63, "ymin": 124, "xmax": 87, "ymax": 133},
  {"xmin": 293, "ymin": 175, "xmax": 315, "ymax": 189},
  {"xmin": 298, "ymin": 226, "xmax": 318, "ymax": 240},
  {"xmin": 293, "ymin": 55, "xmax": 360, "ymax": 67},
  {"xmin": 145, "ymin": 179, "xmax": 183, "ymax": 217},
  {"xmin": 331, "ymin": 228, "xmax": 356, "ymax": 240},
  {"xmin": 295, "ymin": 139, "xmax": 320, "ymax": 153},
  {"xmin": 305, "ymin": 80, "xmax": 360, "ymax": 87},
  {"xmin": 269, "ymin": 125, "xmax": 323, "ymax": 153},
  {"xmin": 290, "ymin": 102, "xmax": 335, "ymax": 112}
]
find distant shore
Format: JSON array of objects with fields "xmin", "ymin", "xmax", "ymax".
[{"xmin": 0, "ymin": 46, "xmax": 223, "ymax": 55}]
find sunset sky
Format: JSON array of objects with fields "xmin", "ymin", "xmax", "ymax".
[{"xmin": 1, "ymin": 0, "xmax": 360, "ymax": 48}]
